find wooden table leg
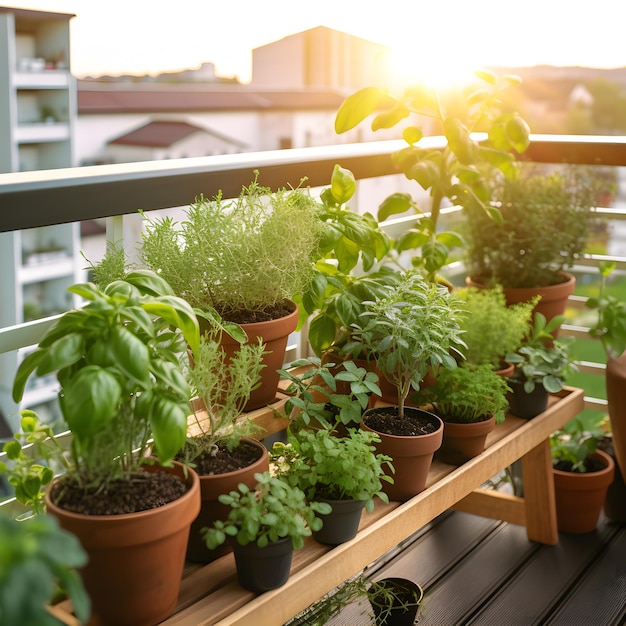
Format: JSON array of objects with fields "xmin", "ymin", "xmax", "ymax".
[{"xmin": 521, "ymin": 439, "xmax": 559, "ymax": 545}]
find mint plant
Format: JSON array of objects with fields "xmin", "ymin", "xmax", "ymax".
[{"xmin": 271, "ymin": 428, "xmax": 393, "ymax": 512}]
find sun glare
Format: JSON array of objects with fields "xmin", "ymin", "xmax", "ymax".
[{"xmin": 385, "ymin": 46, "xmax": 480, "ymax": 92}]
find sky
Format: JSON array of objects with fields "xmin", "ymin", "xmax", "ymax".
[{"xmin": 7, "ymin": 1, "xmax": 626, "ymax": 83}]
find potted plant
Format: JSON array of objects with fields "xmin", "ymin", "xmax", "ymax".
[
  {"xmin": 277, "ymin": 356, "xmax": 381, "ymax": 432},
  {"xmin": 465, "ymin": 164, "xmax": 598, "ymax": 328},
  {"xmin": 346, "ymin": 270, "xmax": 466, "ymax": 500},
  {"xmin": 334, "ymin": 70, "xmax": 530, "ymax": 283},
  {"xmin": 10, "ymin": 269, "xmax": 202, "ymax": 626},
  {"xmin": 0, "ymin": 513, "xmax": 89, "ymax": 626},
  {"xmin": 271, "ymin": 427, "xmax": 393, "ymax": 545},
  {"xmin": 551, "ymin": 417, "xmax": 615, "ymax": 533},
  {"xmin": 586, "ymin": 260, "xmax": 626, "ymax": 481},
  {"xmin": 179, "ymin": 320, "xmax": 269, "ymax": 562},
  {"xmin": 298, "ymin": 572, "xmax": 423, "ymax": 626},
  {"xmin": 414, "ymin": 364, "xmax": 510, "ymax": 465},
  {"xmin": 202, "ymin": 471, "xmax": 331, "ymax": 593},
  {"xmin": 505, "ymin": 313, "xmax": 578, "ymax": 419},
  {"xmin": 457, "ymin": 285, "xmax": 538, "ymax": 374},
  {"xmin": 140, "ymin": 173, "xmax": 323, "ymax": 410}
]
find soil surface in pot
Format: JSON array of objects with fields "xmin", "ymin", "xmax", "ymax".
[
  {"xmin": 50, "ymin": 472, "xmax": 187, "ymax": 516},
  {"xmin": 364, "ymin": 409, "xmax": 439, "ymax": 437},
  {"xmin": 192, "ymin": 440, "xmax": 263, "ymax": 475},
  {"xmin": 553, "ymin": 457, "xmax": 606, "ymax": 473},
  {"xmin": 224, "ymin": 300, "xmax": 294, "ymax": 324}
]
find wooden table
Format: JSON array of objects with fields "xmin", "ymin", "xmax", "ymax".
[{"xmin": 51, "ymin": 386, "xmax": 583, "ymax": 626}]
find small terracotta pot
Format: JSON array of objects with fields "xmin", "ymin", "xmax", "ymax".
[
  {"xmin": 553, "ymin": 449, "xmax": 615, "ymax": 533},
  {"xmin": 46, "ymin": 462, "xmax": 200, "ymax": 626},
  {"xmin": 361, "ymin": 406, "xmax": 443, "ymax": 501},
  {"xmin": 218, "ymin": 301, "xmax": 299, "ymax": 412},
  {"xmin": 438, "ymin": 414, "xmax": 496, "ymax": 465},
  {"xmin": 186, "ymin": 438, "xmax": 269, "ymax": 563}
]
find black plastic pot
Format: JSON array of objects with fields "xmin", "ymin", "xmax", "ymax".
[
  {"xmin": 368, "ymin": 577, "xmax": 423, "ymax": 625},
  {"xmin": 231, "ymin": 536, "xmax": 293, "ymax": 592},
  {"xmin": 507, "ymin": 377, "xmax": 549, "ymax": 419},
  {"xmin": 312, "ymin": 498, "xmax": 365, "ymax": 545}
]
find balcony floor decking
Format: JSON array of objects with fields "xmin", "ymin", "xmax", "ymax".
[{"xmin": 306, "ymin": 509, "xmax": 626, "ymax": 626}]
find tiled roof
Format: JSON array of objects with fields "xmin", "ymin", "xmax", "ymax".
[
  {"xmin": 78, "ymin": 83, "xmax": 346, "ymax": 114},
  {"xmin": 109, "ymin": 120, "xmax": 224, "ymax": 148}
]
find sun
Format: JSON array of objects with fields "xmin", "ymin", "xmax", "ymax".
[{"xmin": 384, "ymin": 45, "xmax": 481, "ymax": 92}]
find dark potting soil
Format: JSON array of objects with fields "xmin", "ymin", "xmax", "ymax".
[
  {"xmin": 224, "ymin": 301, "xmax": 294, "ymax": 325},
  {"xmin": 193, "ymin": 440, "xmax": 263, "ymax": 476},
  {"xmin": 553, "ymin": 457, "xmax": 606, "ymax": 473},
  {"xmin": 364, "ymin": 408, "xmax": 439, "ymax": 437},
  {"xmin": 51, "ymin": 471, "xmax": 188, "ymax": 516}
]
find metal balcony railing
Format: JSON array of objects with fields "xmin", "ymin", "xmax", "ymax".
[{"xmin": 1, "ymin": 133, "xmax": 626, "ymax": 514}]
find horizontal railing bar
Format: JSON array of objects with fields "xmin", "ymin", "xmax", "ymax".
[
  {"xmin": 0, "ymin": 140, "xmax": 407, "ymax": 232},
  {"xmin": 3, "ymin": 134, "xmax": 626, "ymax": 233}
]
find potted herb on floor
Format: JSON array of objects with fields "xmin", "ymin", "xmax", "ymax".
[
  {"xmin": 551, "ymin": 418, "xmax": 615, "ymax": 533},
  {"xmin": 203, "ymin": 471, "xmax": 331, "ymax": 593},
  {"xmin": 457, "ymin": 285, "xmax": 538, "ymax": 375},
  {"xmin": 414, "ymin": 364, "xmax": 510, "ymax": 465},
  {"xmin": 299, "ymin": 572, "xmax": 423, "ymax": 626},
  {"xmin": 10, "ymin": 270, "xmax": 202, "ymax": 626},
  {"xmin": 346, "ymin": 271, "xmax": 466, "ymax": 500},
  {"xmin": 505, "ymin": 313, "xmax": 578, "ymax": 419},
  {"xmin": 141, "ymin": 173, "xmax": 323, "ymax": 410},
  {"xmin": 465, "ymin": 164, "xmax": 598, "ymax": 330},
  {"xmin": 272, "ymin": 427, "xmax": 393, "ymax": 545},
  {"xmin": 179, "ymin": 320, "xmax": 268, "ymax": 562}
]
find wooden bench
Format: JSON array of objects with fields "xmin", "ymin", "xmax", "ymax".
[{"xmin": 52, "ymin": 386, "xmax": 584, "ymax": 626}]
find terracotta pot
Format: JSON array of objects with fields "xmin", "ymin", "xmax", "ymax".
[
  {"xmin": 507, "ymin": 377, "xmax": 550, "ymax": 419},
  {"xmin": 45, "ymin": 462, "xmax": 200, "ymax": 626},
  {"xmin": 606, "ymin": 353, "xmax": 626, "ymax": 477},
  {"xmin": 312, "ymin": 497, "xmax": 365, "ymax": 545},
  {"xmin": 437, "ymin": 414, "xmax": 496, "ymax": 465},
  {"xmin": 219, "ymin": 300, "xmax": 299, "ymax": 412},
  {"xmin": 361, "ymin": 406, "xmax": 443, "ymax": 501},
  {"xmin": 231, "ymin": 536, "xmax": 293, "ymax": 593},
  {"xmin": 369, "ymin": 577, "xmax": 423, "ymax": 626},
  {"xmin": 599, "ymin": 436, "xmax": 626, "ymax": 522},
  {"xmin": 186, "ymin": 438, "xmax": 269, "ymax": 563},
  {"xmin": 466, "ymin": 272, "xmax": 575, "ymax": 338},
  {"xmin": 553, "ymin": 449, "xmax": 615, "ymax": 533}
]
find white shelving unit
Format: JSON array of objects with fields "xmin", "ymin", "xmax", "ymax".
[{"xmin": 0, "ymin": 7, "xmax": 79, "ymax": 434}]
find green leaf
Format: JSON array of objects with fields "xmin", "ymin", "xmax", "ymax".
[
  {"xmin": 124, "ymin": 269, "xmax": 175, "ymax": 296},
  {"xmin": 335, "ymin": 87, "xmax": 387, "ymax": 133},
  {"xmin": 402, "ymin": 126, "xmax": 423, "ymax": 145},
  {"xmin": 422, "ymin": 240, "xmax": 449, "ymax": 274},
  {"xmin": 396, "ymin": 229, "xmax": 429, "ymax": 253},
  {"xmin": 35, "ymin": 333, "xmax": 85, "ymax": 377},
  {"xmin": 12, "ymin": 349, "xmax": 46, "ymax": 403},
  {"xmin": 60, "ymin": 366, "xmax": 122, "ymax": 441},
  {"xmin": 151, "ymin": 359, "xmax": 191, "ymax": 398},
  {"xmin": 330, "ymin": 164, "xmax": 357, "ymax": 204},
  {"xmin": 436, "ymin": 231, "xmax": 464, "ymax": 248},
  {"xmin": 150, "ymin": 396, "xmax": 188, "ymax": 464},
  {"xmin": 109, "ymin": 325, "xmax": 151, "ymax": 386},
  {"xmin": 371, "ymin": 102, "xmax": 410, "ymax": 131},
  {"xmin": 67, "ymin": 282, "xmax": 103, "ymax": 301},
  {"xmin": 378, "ymin": 193, "xmax": 413, "ymax": 222},
  {"xmin": 506, "ymin": 116, "xmax": 531, "ymax": 153},
  {"xmin": 308, "ymin": 315, "xmax": 337, "ymax": 356},
  {"xmin": 443, "ymin": 117, "xmax": 476, "ymax": 165}
]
